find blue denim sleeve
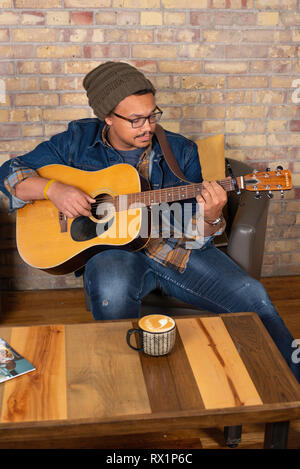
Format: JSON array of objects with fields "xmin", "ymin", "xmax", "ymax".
[{"xmin": 0, "ymin": 122, "xmax": 74, "ymax": 211}]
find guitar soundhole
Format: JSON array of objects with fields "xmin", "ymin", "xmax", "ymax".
[{"xmin": 91, "ymin": 193, "xmax": 115, "ymax": 221}]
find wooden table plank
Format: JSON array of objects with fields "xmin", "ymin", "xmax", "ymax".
[
  {"xmin": 66, "ymin": 322, "xmax": 151, "ymax": 420},
  {"xmin": 176, "ymin": 317, "xmax": 263, "ymax": 409},
  {"xmin": 223, "ymin": 313, "xmax": 300, "ymax": 403},
  {"xmin": 138, "ymin": 328, "xmax": 205, "ymax": 413},
  {"xmin": 1, "ymin": 325, "xmax": 67, "ymax": 423}
]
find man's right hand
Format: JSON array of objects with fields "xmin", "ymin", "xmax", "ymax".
[
  {"xmin": 46, "ymin": 180, "xmax": 96, "ymax": 218},
  {"xmin": 15, "ymin": 176, "xmax": 96, "ymax": 219}
]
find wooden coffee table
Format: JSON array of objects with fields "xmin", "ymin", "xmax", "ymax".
[{"xmin": 0, "ymin": 312, "xmax": 299, "ymax": 449}]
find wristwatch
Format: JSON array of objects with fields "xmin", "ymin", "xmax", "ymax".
[{"xmin": 205, "ymin": 214, "xmax": 224, "ymax": 226}]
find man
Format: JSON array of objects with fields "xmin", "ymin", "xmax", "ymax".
[{"xmin": 0, "ymin": 61, "xmax": 299, "ymax": 383}]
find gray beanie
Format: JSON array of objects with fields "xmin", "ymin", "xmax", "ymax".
[{"xmin": 83, "ymin": 61, "xmax": 156, "ymax": 120}]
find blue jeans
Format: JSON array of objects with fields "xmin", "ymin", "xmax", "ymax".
[{"xmin": 84, "ymin": 243, "xmax": 300, "ymax": 383}]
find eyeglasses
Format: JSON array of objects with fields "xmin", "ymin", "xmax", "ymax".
[{"xmin": 112, "ymin": 107, "xmax": 163, "ymax": 129}]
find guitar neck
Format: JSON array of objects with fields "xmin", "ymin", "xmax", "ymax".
[{"xmin": 114, "ymin": 176, "xmax": 244, "ymax": 211}]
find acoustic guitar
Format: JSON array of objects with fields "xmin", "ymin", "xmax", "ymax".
[{"xmin": 16, "ymin": 164, "xmax": 292, "ymax": 275}]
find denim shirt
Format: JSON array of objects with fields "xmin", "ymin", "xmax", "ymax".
[{"xmin": 0, "ymin": 118, "xmax": 203, "ymax": 212}]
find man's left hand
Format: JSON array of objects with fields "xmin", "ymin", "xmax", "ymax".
[{"xmin": 196, "ymin": 181, "xmax": 227, "ymax": 224}]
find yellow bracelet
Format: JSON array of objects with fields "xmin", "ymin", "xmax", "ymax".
[{"xmin": 44, "ymin": 179, "xmax": 56, "ymax": 200}]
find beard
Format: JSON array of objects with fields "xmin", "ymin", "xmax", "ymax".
[{"xmin": 134, "ymin": 131, "xmax": 153, "ymax": 147}]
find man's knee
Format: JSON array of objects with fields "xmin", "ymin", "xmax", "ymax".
[
  {"xmin": 242, "ymin": 277, "xmax": 269, "ymax": 300},
  {"xmin": 88, "ymin": 277, "xmax": 140, "ymax": 320},
  {"xmin": 235, "ymin": 276, "xmax": 276, "ymax": 314},
  {"xmin": 84, "ymin": 250, "xmax": 145, "ymax": 320}
]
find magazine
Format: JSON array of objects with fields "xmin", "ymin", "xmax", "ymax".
[{"xmin": 0, "ymin": 337, "xmax": 35, "ymax": 383}]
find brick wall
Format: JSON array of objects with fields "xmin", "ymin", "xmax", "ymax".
[{"xmin": 0, "ymin": 0, "xmax": 299, "ymax": 289}]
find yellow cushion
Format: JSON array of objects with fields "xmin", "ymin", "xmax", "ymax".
[{"xmin": 194, "ymin": 134, "xmax": 225, "ymax": 181}]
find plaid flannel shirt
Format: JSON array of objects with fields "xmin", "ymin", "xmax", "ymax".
[{"xmin": 4, "ymin": 166, "xmax": 37, "ymax": 210}]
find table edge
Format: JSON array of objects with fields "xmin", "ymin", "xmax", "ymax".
[{"xmin": 0, "ymin": 401, "xmax": 300, "ymax": 434}]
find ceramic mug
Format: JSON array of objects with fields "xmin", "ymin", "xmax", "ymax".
[{"xmin": 126, "ymin": 314, "xmax": 176, "ymax": 356}]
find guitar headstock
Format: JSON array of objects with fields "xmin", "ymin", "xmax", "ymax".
[{"xmin": 244, "ymin": 167, "xmax": 292, "ymax": 199}]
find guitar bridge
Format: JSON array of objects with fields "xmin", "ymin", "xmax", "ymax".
[{"xmin": 59, "ymin": 211, "xmax": 68, "ymax": 233}]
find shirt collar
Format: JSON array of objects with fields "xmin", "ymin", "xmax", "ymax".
[{"xmin": 102, "ymin": 124, "xmax": 111, "ymax": 147}]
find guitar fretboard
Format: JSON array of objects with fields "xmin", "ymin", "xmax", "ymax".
[{"xmin": 113, "ymin": 176, "xmax": 242, "ymax": 211}]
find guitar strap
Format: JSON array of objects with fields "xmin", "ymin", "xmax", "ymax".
[
  {"xmin": 155, "ymin": 125, "xmax": 239, "ymax": 202},
  {"xmin": 154, "ymin": 124, "xmax": 190, "ymax": 184}
]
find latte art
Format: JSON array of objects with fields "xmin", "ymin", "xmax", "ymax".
[{"xmin": 139, "ymin": 314, "xmax": 175, "ymax": 333}]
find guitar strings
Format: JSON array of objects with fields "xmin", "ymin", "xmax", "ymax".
[{"xmin": 89, "ymin": 179, "xmax": 238, "ymax": 210}]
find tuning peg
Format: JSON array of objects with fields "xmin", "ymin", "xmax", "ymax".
[
  {"xmin": 267, "ymin": 191, "xmax": 273, "ymax": 199},
  {"xmin": 280, "ymin": 190, "xmax": 284, "ymax": 199},
  {"xmin": 266, "ymin": 167, "xmax": 270, "ymax": 172},
  {"xmin": 255, "ymin": 191, "xmax": 262, "ymax": 200},
  {"xmin": 277, "ymin": 165, "xmax": 283, "ymax": 170}
]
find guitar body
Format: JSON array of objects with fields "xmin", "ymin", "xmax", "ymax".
[{"xmin": 16, "ymin": 164, "xmax": 151, "ymax": 275}]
